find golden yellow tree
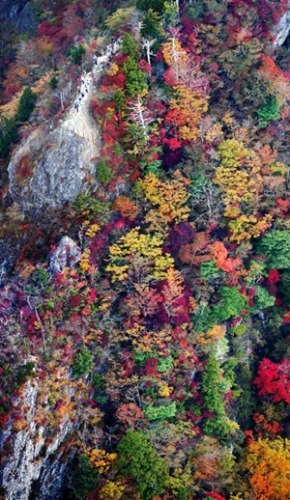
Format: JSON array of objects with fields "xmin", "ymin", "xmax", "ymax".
[{"xmin": 245, "ymin": 437, "xmax": 290, "ymax": 500}]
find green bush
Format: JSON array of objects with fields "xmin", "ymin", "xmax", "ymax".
[
  {"xmin": 257, "ymin": 230, "xmax": 290, "ymax": 269},
  {"xmin": 105, "ymin": 7, "xmax": 135, "ymax": 32},
  {"xmin": 257, "ymin": 95, "xmax": 280, "ymax": 127},
  {"xmin": 0, "ymin": 117, "xmax": 18, "ymax": 159},
  {"xmin": 117, "ymin": 430, "xmax": 169, "ymax": 499},
  {"xmin": 92, "ymin": 373, "xmax": 105, "ymax": 389},
  {"xmin": 123, "ymin": 55, "xmax": 148, "ymax": 97},
  {"xmin": 200, "ymin": 260, "xmax": 222, "ymax": 282},
  {"xmin": 280, "ymin": 271, "xmax": 290, "ymax": 302},
  {"xmin": 72, "ymin": 346, "xmax": 93, "ymax": 377},
  {"xmin": 67, "ymin": 44, "xmax": 86, "ymax": 65},
  {"xmin": 141, "ymin": 9, "xmax": 164, "ymax": 39},
  {"xmin": 157, "ymin": 355, "xmax": 173, "ymax": 373},
  {"xmin": 252, "ymin": 286, "xmax": 275, "ymax": 311},
  {"xmin": 201, "ymin": 354, "xmax": 232, "ymax": 438},
  {"xmin": 139, "ymin": 0, "xmax": 166, "ymax": 13},
  {"xmin": 210, "ymin": 286, "xmax": 248, "ymax": 323},
  {"xmin": 69, "ymin": 454, "xmax": 99, "ymax": 500},
  {"xmin": 144, "ymin": 402, "xmax": 176, "ymax": 421},
  {"xmin": 16, "ymin": 362, "xmax": 35, "ymax": 384},
  {"xmin": 96, "ymin": 160, "xmax": 112, "ymax": 184},
  {"xmin": 49, "ymin": 74, "xmax": 58, "ymax": 90},
  {"xmin": 16, "ymin": 87, "xmax": 37, "ymax": 122},
  {"xmin": 73, "ymin": 194, "xmax": 110, "ymax": 221}
]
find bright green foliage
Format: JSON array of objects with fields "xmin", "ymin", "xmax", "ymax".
[
  {"xmin": 163, "ymin": 1, "xmax": 179, "ymax": 25},
  {"xmin": 211, "ymin": 287, "xmax": 248, "ymax": 323},
  {"xmin": 141, "ymin": 9, "xmax": 164, "ymax": 39},
  {"xmin": 201, "ymin": 354, "xmax": 232, "ymax": 439},
  {"xmin": 200, "ymin": 261, "xmax": 222, "ymax": 282},
  {"xmin": 230, "ymin": 323, "xmax": 247, "ymax": 336},
  {"xmin": 157, "ymin": 355, "xmax": 174, "ymax": 372},
  {"xmin": 257, "ymin": 95, "xmax": 280, "ymax": 127},
  {"xmin": 252, "ymin": 286, "xmax": 275, "ymax": 311},
  {"xmin": 122, "ymin": 33, "xmax": 138, "ymax": 57},
  {"xmin": 117, "ymin": 430, "xmax": 169, "ymax": 500},
  {"xmin": 257, "ymin": 230, "xmax": 290, "ymax": 269},
  {"xmin": 31, "ymin": 268, "xmax": 50, "ymax": 288},
  {"xmin": 72, "ymin": 346, "xmax": 93, "ymax": 378},
  {"xmin": 140, "ymin": 158, "xmax": 162, "ymax": 175},
  {"xmin": 122, "ymin": 34, "xmax": 148, "ymax": 97},
  {"xmin": 280, "ymin": 271, "xmax": 290, "ymax": 302},
  {"xmin": 245, "ymin": 260, "xmax": 266, "ymax": 285},
  {"xmin": 92, "ymin": 373, "xmax": 105, "ymax": 390},
  {"xmin": 234, "ymin": 362, "xmax": 257, "ymax": 428},
  {"xmin": 133, "ymin": 350, "xmax": 156, "ymax": 365},
  {"xmin": 96, "ymin": 160, "xmax": 112, "ymax": 184},
  {"xmin": 123, "ymin": 56, "xmax": 148, "ymax": 97},
  {"xmin": 69, "ymin": 454, "xmax": 99, "ymax": 500},
  {"xmin": 144, "ymin": 402, "xmax": 177, "ymax": 421},
  {"xmin": 105, "ymin": 7, "xmax": 135, "ymax": 32},
  {"xmin": 73, "ymin": 194, "xmax": 110, "ymax": 221},
  {"xmin": 67, "ymin": 44, "xmax": 86, "ymax": 65},
  {"xmin": 113, "ymin": 89, "xmax": 126, "ymax": 113},
  {"xmin": 16, "ymin": 87, "xmax": 37, "ymax": 122}
]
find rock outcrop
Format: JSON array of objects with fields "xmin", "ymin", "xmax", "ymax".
[
  {"xmin": 0, "ymin": 0, "xmax": 35, "ymax": 32},
  {"xmin": 1, "ymin": 42, "xmax": 121, "ymax": 500},
  {"xmin": 273, "ymin": 0, "xmax": 290, "ymax": 46},
  {"xmin": 8, "ymin": 41, "xmax": 120, "ymax": 213},
  {"xmin": 49, "ymin": 236, "xmax": 81, "ymax": 274},
  {"xmin": 0, "ymin": 382, "xmax": 75, "ymax": 500}
]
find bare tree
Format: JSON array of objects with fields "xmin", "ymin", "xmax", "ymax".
[{"xmin": 142, "ymin": 38, "xmax": 156, "ymax": 67}]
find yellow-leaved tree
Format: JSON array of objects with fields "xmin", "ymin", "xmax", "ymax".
[
  {"xmin": 106, "ymin": 227, "xmax": 174, "ymax": 283},
  {"xmin": 245, "ymin": 437, "xmax": 290, "ymax": 500}
]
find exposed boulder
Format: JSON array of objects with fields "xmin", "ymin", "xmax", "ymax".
[
  {"xmin": 8, "ymin": 41, "xmax": 121, "ymax": 214},
  {"xmin": 49, "ymin": 236, "xmax": 81, "ymax": 273},
  {"xmin": 0, "ymin": 382, "xmax": 75, "ymax": 500},
  {"xmin": 272, "ymin": 0, "xmax": 290, "ymax": 46},
  {"xmin": 0, "ymin": 0, "xmax": 36, "ymax": 33},
  {"xmin": 8, "ymin": 125, "xmax": 99, "ymax": 212}
]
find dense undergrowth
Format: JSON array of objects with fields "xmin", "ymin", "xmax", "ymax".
[{"xmin": 0, "ymin": 1, "xmax": 290, "ymax": 499}]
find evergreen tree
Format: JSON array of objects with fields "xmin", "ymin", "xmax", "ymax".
[
  {"xmin": 16, "ymin": 87, "xmax": 37, "ymax": 122},
  {"xmin": 201, "ymin": 354, "xmax": 232, "ymax": 439},
  {"xmin": 0, "ymin": 117, "xmax": 18, "ymax": 159},
  {"xmin": 117, "ymin": 430, "xmax": 169, "ymax": 499},
  {"xmin": 257, "ymin": 95, "xmax": 280, "ymax": 127},
  {"xmin": 257, "ymin": 230, "xmax": 290, "ymax": 269}
]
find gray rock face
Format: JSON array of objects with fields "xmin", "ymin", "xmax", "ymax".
[
  {"xmin": 0, "ymin": 0, "xmax": 35, "ymax": 32},
  {"xmin": 273, "ymin": 0, "xmax": 290, "ymax": 46},
  {"xmin": 49, "ymin": 236, "xmax": 81, "ymax": 273},
  {"xmin": 0, "ymin": 0, "xmax": 28, "ymax": 22},
  {"xmin": 0, "ymin": 382, "xmax": 75, "ymax": 500},
  {"xmin": 8, "ymin": 123, "xmax": 99, "ymax": 213},
  {"xmin": 1, "ymin": 39, "xmax": 120, "ymax": 500},
  {"xmin": 8, "ymin": 42, "xmax": 121, "ymax": 213}
]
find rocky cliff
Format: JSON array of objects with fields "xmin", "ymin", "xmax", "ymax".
[
  {"xmin": 8, "ymin": 42, "xmax": 120, "ymax": 213},
  {"xmin": 0, "ymin": 0, "xmax": 35, "ymax": 32},
  {"xmin": 273, "ymin": 0, "xmax": 290, "ymax": 46},
  {"xmin": 1, "ymin": 382, "xmax": 74, "ymax": 500},
  {"xmin": 0, "ymin": 42, "xmax": 119, "ymax": 500}
]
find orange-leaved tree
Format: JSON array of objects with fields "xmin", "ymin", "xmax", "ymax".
[{"xmin": 245, "ymin": 437, "xmax": 290, "ymax": 500}]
